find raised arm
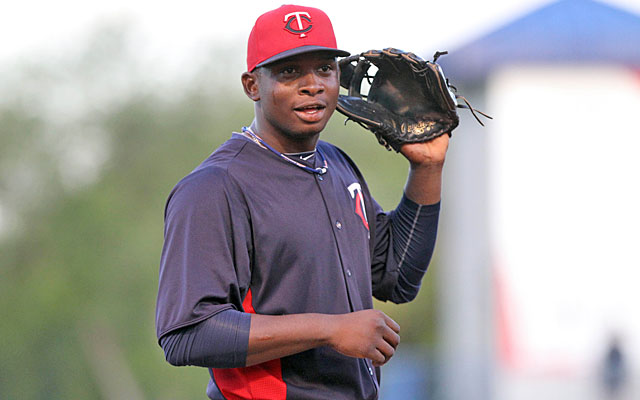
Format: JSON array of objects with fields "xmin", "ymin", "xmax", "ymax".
[{"xmin": 401, "ymin": 134, "xmax": 449, "ymax": 205}]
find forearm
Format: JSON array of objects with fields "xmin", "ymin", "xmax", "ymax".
[
  {"xmin": 247, "ymin": 310, "xmax": 400, "ymax": 367},
  {"xmin": 399, "ymin": 134, "xmax": 449, "ymax": 205},
  {"xmin": 403, "ymin": 162, "xmax": 444, "ymax": 205},
  {"xmin": 246, "ymin": 313, "xmax": 331, "ymax": 366}
]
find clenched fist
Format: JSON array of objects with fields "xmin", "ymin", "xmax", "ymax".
[{"xmin": 327, "ymin": 310, "xmax": 401, "ymax": 366}]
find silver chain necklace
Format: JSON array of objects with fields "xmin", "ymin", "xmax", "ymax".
[{"xmin": 241, "ymin": 127, "xmax": 328, "ymax": 175}]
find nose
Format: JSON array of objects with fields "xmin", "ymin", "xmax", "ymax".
[{"xmin": 299, "ymin": 71, "xmax": 324, "ymax": 96}]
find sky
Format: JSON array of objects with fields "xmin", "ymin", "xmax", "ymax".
[{"xmin": 3, "ymin": 0, "xmax": 640, "ymax": 73}]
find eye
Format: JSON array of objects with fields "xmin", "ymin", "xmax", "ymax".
[
  {"xmin": 280, "ymin": 66, "xmax": 297, "ymax": 75},
  {"xmin": 319, "ymin": 64, "xmax": 333, "ymax": 73}
]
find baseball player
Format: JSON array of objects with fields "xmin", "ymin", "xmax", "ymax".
[{"xmin": 155, "ymin": 5, "xmax": 449, "ymax": 400}]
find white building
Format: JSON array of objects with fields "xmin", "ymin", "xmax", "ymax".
[{"xmin": 437, "ymin": 1, "xmax": 640, "ymax": 399}]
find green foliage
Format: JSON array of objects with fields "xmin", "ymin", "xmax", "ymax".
[{"xmin": 0, "ymin": 24, "xmax": 439, "ymax": 399}]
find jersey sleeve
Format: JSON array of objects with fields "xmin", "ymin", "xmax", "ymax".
[
  {"xmin": 370, "ymin": 195, "xmax": 441, "ymax": 303},
  {"xmin": 160, "ymin": 309, "xmax": 250, "ymax": 368},
  {"xmin": 155, "ymin": 167, "xmax": 252, "ymax": 340},
  {"xmin": 370, "ymin": 197, "xmax": 400, "ymax": 300}
]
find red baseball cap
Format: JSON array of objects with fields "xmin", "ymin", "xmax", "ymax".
[{"xmin": 247, "ymin": 4, "xmax": 350, "ymax": 71}]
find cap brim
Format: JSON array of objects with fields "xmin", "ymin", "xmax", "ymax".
[{"xmin": 255, "ymin": 45, "xmax": 350, "ymax": 69}]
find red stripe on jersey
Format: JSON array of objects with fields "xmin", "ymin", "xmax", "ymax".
[
  {"xmin": 242, "ymin": 288, "xmax": 256, "ymax": 313},
  {"xmin": 355, "ymin": 192, "xmax": 369, "ymax": 230},
  {"xmin": 212, "ymin": 289, "xmax": 287, "ymax": 400}
]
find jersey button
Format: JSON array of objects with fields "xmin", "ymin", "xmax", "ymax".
[
  {"xmin": 368, "ymin": 367, "xmax": 374, "ymax": 376},
  {"xmin": 335, "ymin": 221, "xmax": 342, "ymax": 230},
  {"xmin": 318, "ymin": 175, "xmax": 324, "ymax": 181},
  {"xmin": 346, "ymin": 269, "xmax": 352, "ymax": 277}
]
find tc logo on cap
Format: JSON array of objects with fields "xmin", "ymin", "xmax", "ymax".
[{"xmin": 284, "ymin": 11, "xmax": 312, "ymax": 38}]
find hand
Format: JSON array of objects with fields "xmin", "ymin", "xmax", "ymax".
[
  {"xmin": 399, "ymin": 134, "xmax": 450, "ymax": 168},
  {"xmin": 327, "ymin": 310, "xmax": 400, "ymax": 366}
]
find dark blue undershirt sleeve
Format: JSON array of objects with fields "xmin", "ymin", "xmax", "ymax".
[
  {"xmin": 159, "ymin": 309, "xmax": 251, "ymax": 369},
  {"xmin": 387, "ymin": 194, "xmax": 440, "ymax": 303}
]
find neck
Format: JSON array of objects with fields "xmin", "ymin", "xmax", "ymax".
[{"xmin": 242, "ymin": 126, "xmax": 328, "ymax": 176}]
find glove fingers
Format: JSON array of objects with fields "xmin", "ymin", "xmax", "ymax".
[
  {"xmin": 338, "ymin": 58, "xmax": 372, "ymax": 99},
  {"xmin": 338, "ymin": 96, "xmax": 458, "ymax": 151},
  {"xmin": 337, "ymin": 96, "xmax": 399, "ymax": 151},
  {"xmin": 338, "ymin": 54, "xmax": 360, "ymax": 89},
  {"xmin": 427, "ymin": 63, "xmax": 458, "ymax": 112},
  {"xmin": 349, "ymin": 59, "xmax": 373, "ymax": 98},
  {"xmin": 365, "ymin": 48, "xmax": 423, "ymax": 78},
  {"xmin": 336, "ymin": 96, "xmax": 388, "ymax": 129}
]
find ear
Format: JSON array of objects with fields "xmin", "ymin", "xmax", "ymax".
[{"xmin": 241, "ymin": 71, "xmax": 260, "ymax": 101}]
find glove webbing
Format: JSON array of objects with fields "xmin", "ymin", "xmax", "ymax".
[{"xmin": 456, "ymin": 96, "xmax": 493, "ymax": 126}]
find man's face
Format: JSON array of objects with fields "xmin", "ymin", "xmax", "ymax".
[{"xmin": 253, "ymin": 52, "xmax": 340, "ymax": 145}]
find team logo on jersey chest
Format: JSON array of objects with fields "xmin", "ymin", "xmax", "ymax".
[
  {"xmin": 348, "ymin": 183, "xmax": 369, "ymax": 231},
  {"xmin": 284, "ymin": 11, "xmax": 312, "ymax": 38}
]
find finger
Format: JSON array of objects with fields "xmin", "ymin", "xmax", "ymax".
[
  {"xmin": 384, "ymin": 314, "xmax": 401, "ymax": 334},
  {"xmin": 370, "ymin": 349, "xmax": 387, "ymax": 367},
  {"xmin": 382, "ymin": 326, "xmax": 400, "ymax": 349},
  {"xmin": 376, "ymin": 339, "xmax": 396, "ymax": 362}
]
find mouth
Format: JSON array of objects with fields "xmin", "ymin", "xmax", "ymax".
[{"xmin": 293, "ymin": 103, "xmax": 327, "ymax": 122}]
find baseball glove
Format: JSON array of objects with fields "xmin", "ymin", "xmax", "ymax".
[{"xmin": 337, "ymin": 48, "xmax": 491, "ymax": 151}]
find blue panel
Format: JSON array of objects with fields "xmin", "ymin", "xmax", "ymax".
[{"xmin": 437, "ymin": 0, "xmax": 640, "ymax": 82}]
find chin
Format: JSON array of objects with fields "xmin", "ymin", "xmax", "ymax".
[
  {"xmin": 283, "ymin": 127, "xmax": 322, "ymax": 143},
  {"xmin": 300, "ymin": 121, "xmax": 331, "ymax": 137}
]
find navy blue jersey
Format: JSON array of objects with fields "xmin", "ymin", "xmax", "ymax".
[{"xmin": 156, "ymin": 134, "xmax": 403, "ymax": 399}]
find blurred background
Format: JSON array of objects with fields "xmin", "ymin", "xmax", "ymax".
[{"xmin": 1, "ymin": 0, "xmax": 640, "ymax": 399}]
